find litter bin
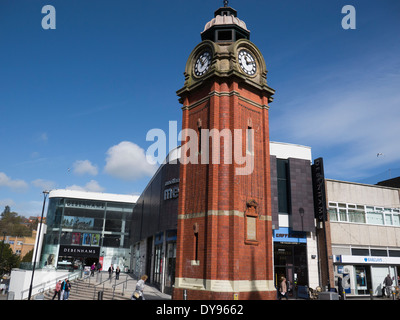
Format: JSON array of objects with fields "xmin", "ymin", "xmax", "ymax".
[
  {"xmin": 318, "ymin": 291, "xmax": 339, "ymax": 300},
  {"xmin": 7, "ymin": 291, "xmax": 14, "ymax": 300},
  {"xmin": 98, "ymin": 291, "xmax": 103, "ymax": 300}
]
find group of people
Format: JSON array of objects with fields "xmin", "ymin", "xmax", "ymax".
[
  {"xmin": 89, "ymin": 262, "xmax": 122, "ymax": 280},
  {"xmin": 52, "ymin": 278, "xmax": 71, "ymax": 300},
  {"xmin": 107, "ymin": 264, "xmax": 121, "ymax": 280}
]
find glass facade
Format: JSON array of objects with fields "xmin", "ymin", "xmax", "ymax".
[{"xmin": 40, "ymin": 194, "xmax": 134, "ymax": 272}]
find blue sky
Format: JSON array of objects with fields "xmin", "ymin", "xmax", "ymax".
[{"xmin": 0, "ymin": 0, "xmax": 399, "ymax": 217}]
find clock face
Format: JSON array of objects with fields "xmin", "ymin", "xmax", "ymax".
[
  {"xmin": 238, "ymin": 49, "xmax": 257, "ymax": 76},
  {"xmin": 194, "ymin": 51, "xmax": 212, "ymax": 77}
]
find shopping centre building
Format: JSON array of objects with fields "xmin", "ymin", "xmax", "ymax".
[{"xmin": 39, "ymin": 189, "xmax": 138, "ymax": 273}]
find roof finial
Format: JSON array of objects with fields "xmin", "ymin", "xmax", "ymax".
[{"xmin": 224, "ymin": 0, "xmax": 229, "ymax": 7}]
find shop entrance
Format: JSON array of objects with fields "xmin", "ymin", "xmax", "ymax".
[
  {"xmin": 57, "ymin": 245, "xmax": 100, "ymax": 271},
  {"xmin": 164, "ymin": 242, "xmax": 176, "ymax": 295},
  {"xmin": 274, "ymin": 242, "xmax": 309, "ymax": 296}
]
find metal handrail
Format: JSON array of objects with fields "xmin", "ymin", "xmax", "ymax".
[
  {"xmin": 20, "ymin": 269, "xmax": 82, "ymax": 300},
  {"xmin": 111, "ymin": 275, "xmax": 135, "ymax": 300},
  {"xmin": 92, "ymin": 273, "xmax": 120, "ymax": 300}
]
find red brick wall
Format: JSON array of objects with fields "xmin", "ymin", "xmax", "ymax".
[{"xmin": 175, "ymin": 77, "xmax": 274, "ymax": 300}]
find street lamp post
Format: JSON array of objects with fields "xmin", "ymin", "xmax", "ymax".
[
  {"xmin": 299, "ymin": 208, "xmax": 304, "ymax": 232},
  {"xmin": 28, "ymin": 190, "xmax": 49, "ymax": 300}
]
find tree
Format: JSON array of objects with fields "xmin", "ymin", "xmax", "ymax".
[
  {"xmin": 21, "ymin": 249, "xmax": 33, "ymax": 263},
  {"xmin": 0, "ymin": 241, "xmax": 20, "ymax": 276},
  {"xmin": 0, "ymin": 207, "xmax": 31, "ymax": 237}
]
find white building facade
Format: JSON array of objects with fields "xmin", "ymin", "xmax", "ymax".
[{"xmin": 327, "ymin": 179, "xmax": 400, "ymax": 296}]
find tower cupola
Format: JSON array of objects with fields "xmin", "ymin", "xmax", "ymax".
[{"xmin": 201, "ymin": 1, "xmax": 250, "ymax": 42}]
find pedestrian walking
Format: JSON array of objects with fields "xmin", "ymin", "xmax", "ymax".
[
  {"xmin": 116, "ymin": 266, "xmax": 120, "ymax": 280},
  {"xmin": 279, "ymin": 276, "xmax": 288, "ymax": 300},
  {"xmin": 131, "ymin": 275, "xmax": 148, "ymax": 300},
  {"xmin": 60, "ymin": 278, "xmax": 68, "ymax": 300},
  {"xmin": 52, "ymin": 280, "xmax": 62, "ymax": 300},
  {"xmin": 108, "ymin": 264, "xmax": 114, "ymax": 279},
  {"xmin": 91, "ymin": 262, "xmax": 96, "ymax": 276},
  {"xmin": 337, "ymin": 276, "xmax": 344, "ymax": 300},
  {"xmin": 384, "ymin": 274, "xmax": 393, "ymax": 298},
  {"xmin": 63, "ymin": 280, "xmax": 71, "ymax": 300},
  {"xmin": 96, "ymin": 261, "xmax": 102, "ymax": 273}
]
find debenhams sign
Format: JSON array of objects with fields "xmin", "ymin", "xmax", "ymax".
[
  {"xmin": 59, "ymin": 245, "xmax": 100, "ymax": 258},
  {"xmin": 164, "ymin": 178, "xmax": 179, "ymax": 201}
]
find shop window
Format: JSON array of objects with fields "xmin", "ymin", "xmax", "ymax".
[
  {"xmin": 370, "ymin": 249, "xmax": 388, "ymax": 257},
  {"xmin": 352, "ymin": 248, "xmax": 369, "ymax": 256},
  {"xmin": 105, "ymin": 219, "xmax": 122, "ymax": 232},
  {"xmin": 389, "ymin": 250, "xmax": 400, "ymax": 257},
  {"xmin": 103, "ymin": 235, "xmax": 121, "ymax": 248}
]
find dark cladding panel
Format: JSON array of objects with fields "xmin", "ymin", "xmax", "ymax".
[
  {"xmin": 160, "ymin": 163, "xmax": 180, "ymax": 230},
  {"xmin": 129, "ymin": 162, "xmax": 180, "ymax": 245},
  {"xmin": 141, "ymin": 170, "xmax": 162, "ymax": 239},
  {"xmin": 288, "ymin": 158, "xmax": 315, "ymax": 232}
]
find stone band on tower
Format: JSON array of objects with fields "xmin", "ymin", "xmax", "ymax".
[{"xmin": 174, "ymin": 3, "xmax": 276, "ymax": 300}]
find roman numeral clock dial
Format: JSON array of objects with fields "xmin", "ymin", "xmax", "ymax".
[
  {"xmin": 194, "ymin": 50, "xmax": 212, "ymax": 77},
  {"xmin": 238, "ymin": 49, "xmax": 257, "ymax": 76}
]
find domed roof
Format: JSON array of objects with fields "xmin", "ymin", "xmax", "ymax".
[
  {"xmin": 203, "ymin": 13, "xmax": 249, "ymax": 33},
  {"xmin": 200, "ymin": 4, "xmax": 250, "ymax": 42}
]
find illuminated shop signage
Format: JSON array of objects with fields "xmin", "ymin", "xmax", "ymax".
[
  {"xmin": 273, "ymin": 227, "xmax": 306, "ymax": 243},
  {"xmin": 59, "ymin": 245, "xmax": 100, "ymax": 258},
  {"xmin": 335, "ymin": 255, "xmax": 400, "ymax": 265},
  {"xmin": 65, "ymin": 200, "xmax": 105, "ymax": 210}
]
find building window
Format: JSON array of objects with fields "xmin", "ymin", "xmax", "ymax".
[
  {"xmin": 352, "ymin": 248, "xmax": 370, "ymax": 256},
  {"xmin": 328, "ymin": 202, "xmax": 400, "ymax": 227},
  {"xmin": 277, "ymin": 159, "xmax": 289, "ymax": 214}
]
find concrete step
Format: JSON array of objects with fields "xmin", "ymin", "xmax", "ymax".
[{"xmin": 43, "ymin": 278, "xmax": 131, "ymax": 300}]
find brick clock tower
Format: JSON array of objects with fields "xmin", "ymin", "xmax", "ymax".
[{"xmin": 174, "ymin": 2, "xmax": 276, "ymax": 300}]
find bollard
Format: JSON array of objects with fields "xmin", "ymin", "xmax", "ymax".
[
  {"xmin": 98, "ymin": 291, "xmax": 103, "ymax": 300},
  {"xmin": 369, "ymin": 289, "xmax": 373, "ymax": 300},
  {"xmin": 183, "ymin": 289, "xmax": 187, "ymax": 300}
]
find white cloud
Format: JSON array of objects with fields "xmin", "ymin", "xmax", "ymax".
[
  {"xmin": 73, "ymin": 160, "xmax": 98, "ymax": 176},
  {"xmin": 0, "ymin": 172, "xmax": 29, "ymax": 192},
  {"xmin": 104, "ymin": 141, "xmax": 157, "ymax": 181},
  {"xmin": 66, "ymin": 180, "xmax": 105, "ymax": 193},
  {"xmin": 31, "ymin": 179, "xmax": 56, "ymax": 191}
]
